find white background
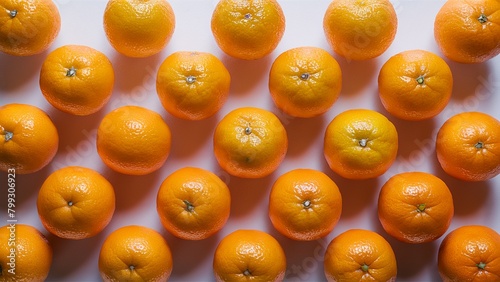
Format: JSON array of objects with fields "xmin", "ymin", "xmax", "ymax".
[{"xmin": 1, "ymin": 0, "xmax": 499, "ymax": 281}]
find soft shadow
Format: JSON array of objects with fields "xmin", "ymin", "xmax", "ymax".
[
  {"xmin": 0, "ymin": 166, "xmax": 51, "ymax": 210},
  {"xmin": 281, "ymin": 114, "xmax": 326, "ymax": 157},
  {"xmin": 221, "ymin": 55, "xmax": 272, "ymax": 96},
  {"xmin": 110, "ymin": 52, "xmax": 163, "ymax": 94},
  {"xmin": 446, "ymin": 60, "xmax": 490, "ymax": 101},
  {"xmin": 0, "ymin": 51, "xmax": 48, "ymax": 92},
  {"xmin": 335, "ymin": 56, "xmax": 379, "ymax": 96},
  {"xmin": 227, "ymin": 173, "xmax": 275, "ymax": 218}
]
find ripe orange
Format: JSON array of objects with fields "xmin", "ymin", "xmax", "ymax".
[
  {"xmin": 37, "ymin": 166, "xmax": 115, "ymax": 240},
  {"xmin": 434, "ymin": 0, "xmax": 500, "ymax": 63},
  {"xmin": 103, "ymin": 0, "xmax": 175, "ymax": 58},
  {"xmin": 324, "ymin": 229, "xmax": 397, "ymax": 282},
  {"xmin": 324, "ymin": 109, "xmax": 398, "ymax": 179},
  {"xmin": 438, "ymin": 225, "xmax": 500, "ymax": 281},
  {"xmin": 436, "ymin": 112, "xmax": 500, "ymax": 181},
  {"xmin": 378, "ymin": 172, "xmax": 454, "ymax": 244},
  {"xmin": 378, "ymin": 49, "xmax": 453, "ymax": 121},
  {"xmin": 213, "ymin": 107, "xmax": 288, "ymax": 178},
  {"xmin": 96, "ymin": 106, "xmax": 172, "ymax": 175},
  {"xmin": 156, "ymin": 51, "xmax": 231, "ymax": 120},
  {"xmin": 0, "ymin": 0, "xmax": 60, "ymax": 56},
  {"xmin": 99, "ymin": 225, "xmax": 173, "ymax": 282},
  {"xmin": 213, "ymin": 229, "xmax": 286, "ymax": 282},
  {"xmin": 40, "ymin": 45, "xmax": 115, "ymax": 116},
  {"xmin": 211, "ymin": 0, "xmax": 285, "ymax": 60},
  {"xmin": 0, "ymin": 103, "xmax": 58, "ymax": 174},
  {"xmin": 268, "ymin": 47, "xmax": 342, "ymax": 118},
  {"xmin": 268, "ymin": 169, "xmax": 342, "ymax": 241},
  {"xmin": 323, "ymin": 0, "xmax": 397, "ymax": 61}
]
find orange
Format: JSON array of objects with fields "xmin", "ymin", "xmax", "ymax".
[
  {"xmin": 156, "ymin": 167, "xmax": 231, "ymax": 240},
  {"xmin": 434, "ymin": 0, "xmax": 500, "ymax": 63},
  {"xmin": 438, "ymin": 225, "xmax": 500, "ymax": 281},
  {"xmin": 40, "ymin": 45, "xmax": 115, "ymax": 116},
  {"xmin": 436, "ymin": 112, "xmax": 500, "ymax": 181},
  {"xmin": 324, "ymin": 109, "xmax": 398, "ymax": 180},
  {"xmin": 0, "ymin": 224, "xmax": 53, "ymax": 281},
  {"xmin": 213, "ymin": 229, "xmax": 286, "ymax": 282},
  {"xmin": 324, "ymin": 229, "xmax": 397, "ymax": 282},
  {"xmin": 268, "ymin": 47, "xmax": 342, "ymax": 118},
  {"xmin": 103, "ymin": 0, "xmax": 175, "ymax": 58},
  {"xmin": 156, "ymin": 51, "xmax": 231, "ymax": 120},
  {"xmin": 323, "ymin": 0, "xmax": 397, "ymax": 61},
  {"xmin": 378, "ymin": 172, "xmax": 454, "ymax": 244},
  {"xmin": 378, "ymin": 49, "xmax": 453, "ymax": 121},
  {"xmin": 0, "ymin": 103, "xmax": 58, "ymax": 174},
  {"xmin": 0, "ymin": 0, "xmax": 60, "ymax": 56},
  {"xmin": 98, "ymin": 225, "xmax": 173, "ymax": 282},
  {"xmin": 211, "ymin": 0, "xmax": 285, "ymax": 60},
  {"xmin": 37, "ymin": 166, "xmax": 116, "ymax": 240},
  {"xmin": 268, "ymin": 168, "xmax": 342, "ymax": 241},
  {"xmin": 213, "ymin": 107, "xmax": 288, "ymax": 178}
]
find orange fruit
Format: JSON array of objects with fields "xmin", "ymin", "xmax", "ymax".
[
  {"xmin": 213, "ymin": 229, "xmax": 286, "ymax": 282},
  {"xmin": 213, "ymin": 107, "xmax": 288, "ymax": 178},
  {"xmin": 438, "ymin": 225, "xmax": 500, "ymax": 281},
  {"xmin": 323, "ymin": 0, "xmax": 397, "ymax": 61},
  {"xmin": 268, "ymin": 47, "xmax": 342, "ymax": 118},
  {"xmin": 434, "ymin": 0, "xmax": 500, "ymax": 63},
  {"xmin": 37, "ymin": 166, "xmax": 116, "ymax": 240},
  {"xmin": 324, "ymin": 109, "xmax": 398, "ymax": 180},
  {"xmin": 40, "ymin": 45, "xmax": 115, "ymax": 116},
  {"xmin": 378, "ymin": 49, "xmax": 453, "ymax": 121},
  {"xmin": 268, "ymin": 168, "xmax": 342, "ymax": 241},
  {"xmin": 436, "ymin": 112, "xmax": 500, "ymax": 181},
  {"xmin": 0, "ymin": 0, "xmax": 60, "ymax": 56},
  {"xmin": 156, "ymin": 51, "xmax": 231, "ymax": 120},
  {"xmin": 0, "ymin": 224, "xmax": 52, "ymax": 281},
  {"xmin": 378, "ymin": 172, "xmax": 454, "ymax": 244},
  {"xmin": 103, "ymin": 0, "xmax": 175, "ymax": 58},
  {"xmin": 324, "ymin": 229, "xmax": 397, "ymax": 282},
  {"xmin": 211, "ymin": 0, "xmax": 285, "ymax": 60},
  {"xmin": 98, "ymin": 225, "xmax": 173, "ymax": 282},
  {"xmin": 156, "ymin": 167, "xmax": 231, "ymax": 240},
  {"xmin": 0, "ymin": 103, "xmax": 58, "ymax": 174},
  {"xmin": 96, "ymin": 106, "xmax": 172, "ymax": 176}
]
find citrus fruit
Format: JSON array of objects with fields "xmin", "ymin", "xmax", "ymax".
[
  {"xmin": 211, "ymin": 0, "xmax": 285, "ymax": 60},
  {"xmin": 324, "ymin": 109, "xmax": 398, "ymax": 179},
  {"xmin": 378, "ymin": 49, "xmax": 453, "ymax": 121},
  {"xmin": 0, "ymin": 224, "xmax": 52, "ymax": 281},
  {"xmin": 0, "ymin": 0, "xmax": 60, "ymax": 56},
  {"xmin": 213, "ymin": 107, "xmax": 288, "ymax": 178},
  {"xmin": 98, "ymin": 225, "xmax": 173, "ymax": 282},
  {"xmin": 37, "ymin": 166, "xmax": 115, "ymax": 240},
  {"xmin": 103, "ymin": 0, "xmax": 175, "ymax": 58},
  {"xmin": 324, "ymin": 229, "xmax": 397, "ymax": 282},
  {"xmin": 156, "ymin": 51, "xmax": 231, "ymax": 120},
  {"xmin": 268, "ymin": 47, "xmax": 342, "ymax": 118},
  {"xmin": 0, "ymin": 103, "xmax": 58, "ymax": 174},
  {"xmin": 213, "ymin": 229, "xmax": 286, "ymax": 282},
  {"xmin": 378, "ymin": 172, "xmax": 454, "ymax": 244},
  {"xmin": 323, "ymin": 0, "xmax": 397, "ymax": 61},
  {"xmin": 434, "ymin": 0, "xmax": 500, "ymax": 63},
  {"xmin": 156, "ymin": 167, "xmax": 231, "ymax": 240},
  {"xmin": 438, "ymin": 225, "xmax": 500, "ymax": 281},
  {"xmin": 96, "ymin": 105, "xmax": 172, "ymax": 175},
  {"xmin": 39, "ymin": 45, "xmax": 115, "ymax": 116},
  {"xmin": 436, "ymin": 111, "xmax": 500, "ymax": 181},
  {"xmin": 268, "ymin": 168, "xmax": 342, "ymax": 241}
]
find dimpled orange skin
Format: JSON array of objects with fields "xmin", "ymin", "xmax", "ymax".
[
  {"xmin": 213, "ymin": 229, "xmax": 287, "ymax": 282},
  {"xmin": 438, "ymin": 225, "xmax": 500, "ymax": 281},
  {"xmin": 436, "ymin": 112, "xmax": 500, "ymax": 182},
  {"xmin": 324, "ymin": 229, "xmax": 397, "ymax": 282}
]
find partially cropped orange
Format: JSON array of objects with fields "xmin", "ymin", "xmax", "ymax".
[
  {"xmin": 269, "ymin": 47, "xmax": 342, "ymax": 118},
  {"xmin": 156, "ymin": 51, "xmax": 231, "ymax": 120},
  {"xmin": 0, "ymin": 103, "xmax": 58, "ymax": 174},
  {"xmin": 213, "ymin": 229, "xmax": 286, "ymax": 282},
  {"xmin": 436, "ymin": 112, "xmax": 500, "ymax": 181}
]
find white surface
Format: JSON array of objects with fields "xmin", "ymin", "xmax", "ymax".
[{"xmin": 1, "ymin": 0, "xmax": 500, "ymax": 281}]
